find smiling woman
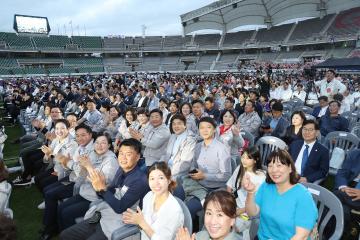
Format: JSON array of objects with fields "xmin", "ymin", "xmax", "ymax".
[{"xmin": 243, "ymin": 149, "xmax": 318, "ymax": 240}]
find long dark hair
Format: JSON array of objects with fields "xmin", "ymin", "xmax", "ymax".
[{"xmin": 234, "ymin": 146, "xmax": 262, "ymax": 190}]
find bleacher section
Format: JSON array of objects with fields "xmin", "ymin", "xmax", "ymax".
[
  {"xmin": 0, "ymin": 58, "xmax": 18, "ymax": 67},
  {"xmin": 289, "ymin": 15, "xmax": 334, "ymax": 41},
  {"xmin": 256, "ymin": 24, "xmax": 292, "ymax": 44},
  {"xmin": 194, "ymin": 34, "xmax": 220, "ymax": 47},
  {"xmin": 63, "ymin": 58, "xmax": 103, "ymax": 66},
  {"xmin": 103, "ymin": 37, "xmax": 125, "ymax": 49},
  {"xmin": 0, "ymin": 32, "xmax": 33, "ymax": 49},
  {"xmin": 163, "ymin": 36, "xmax": 186, "ymax": 48},
  {"xmin": 143, "ymin": 36, "xmax": 163, "ymax": 50},
  {"xmin": 71, "ymin": 36, "xmax": 102, "ymax": 48},
  {"xmin": 327, "ymin": 7, "xmax": 360, "ymax": 37},
  {"xmin": 223, "ymin": 31, "xmax": 253, "ymax": 46},
  {"xmin": 33, "ymin": 35, "xmax": 70, "ymax": 49}
]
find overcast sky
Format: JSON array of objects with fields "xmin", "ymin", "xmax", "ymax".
[{"xmin": 0, "ymin": 0, "xmax": 220, "ymax": 37}]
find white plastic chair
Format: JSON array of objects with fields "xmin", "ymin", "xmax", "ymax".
[{"xmin": 255, "ymin": 136, "xmax": 288, "ymax": 167}]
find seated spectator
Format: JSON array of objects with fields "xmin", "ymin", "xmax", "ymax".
[
  {"xmin": 182, "ymin": 117, "xmax": 231, "ymax": 218},
  {"xmin": 103, "ymin": 105, "xmax": 123, "ymax": 141},
  {"xmin": 160, "ymin": 114, "xmax": 196, "ymax": 180},
  {"xmin": 319, "ymin": 100, "xmax": 349, "ymax": 137},
  {"xmin": 176, "ymin": 190, "xmax": 241, "ymax": 240},
  {"xmin": 159, "ymin": 97, "xmax": 169, "ymax": 122},
  {"xmin": 59, "ymin": 138, "xmax": 149, "ymax": 240},
  {"xmin": 260, "ymin": 101, "xmax": 289, "ymax": 138},
  {"xmin": 57, "ymin": 133, "xmax": 118, "ymax": 232},
  {"xmin": 77, "ymin": 99, "xmax": 104, "ymax": 133},
  {"xmin": 147, "ymin": 88, "xmax": 160, "ymax": 111},
  {"xmin": 226, "ymin": 147, "xmax": 265, "ymax": 238},
  {"xmin": 123, "ymin": 162, "xmax": 184, "ymax": 240},
  {"xmin": 334, "ymin": 93, "xmax": 350, "ymax": 114},
  {"xmin": 216, "ymin": 109, "xmax": 244, "ymax": 166},
  {"xmin": 292, "ymin": 84, "xmax": 306, "ymax": 102},
  {"xmin": 289, "ymin": 119, "xmax": 329, "ymax": 183},
  {"xmin": 311, "ymin": 96, "xmax": 329, "ymax": 119},
  {"xmin": 0, "ymin": 213, "xmax": 16, "ymax": 240},
  {"xmin": 204, "ymin": 97, "xmax": 220, "ymax": 123},
  {"xmin": 244, "ymin": 149, "xmax": 318, "ymax": 240},
  {"xmin": 165, "ymin": 101, "xmax": 179, "ymax": 126},
  {"xmin": 136, "ymin": 87, "xmax": 149, "ymax": 108},
  {"xmin": 259, "ymin": 94, "xmax": 271, "ymax": 116},
  {"xmin": 221, "ymin": 97, "xmax": 239, "ymax": 118},
  {"xmin": 269, "ymin": 83, "xmax": 280, "ymax": 100},
  {"xmin": 283, "ymin": 110, "xmax": 306, "ymax": 145},
  {"xmin": 192, "ymin": 100, "xmax": 209, "ymax": 128},
  {"xmin": 234, "ymin": 92, "xmax": 247, "ymax": 116},
  {"xmin": 248, "ymin": 90, "xmax": 263, "ymax": 119},
  {"xmin": 278, "ymin": 82, "xmax": 293, "ymax": 102},
  {"xmin": 114, "ymin": 108, "xmax": 139, "ymax": 151},
  {"xmin": 0, "ymin": 161, "xmax": 11, "ymax": 215},
  {"xmin": 238, "ymin": 100, "xmax": 262, "ymax": 138},
  {"xmin": 180, "ymin": 102, "xmax": 197, "ymax": 135},
  {"xmin": 140, "ymin": 109, "xmax": 171, "ymax": 167},
  {"xmin": 334, "ymin": 149, "xmax": 360, "ymax": 234},
  {"xmin": 39, "ymin": 124, "xmax": 94, "ymax": 239}
]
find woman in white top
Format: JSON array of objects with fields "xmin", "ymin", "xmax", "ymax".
[
  {"xmin": 123, "ymin": 162, "xmax": 184, "ymax": 240},
  {"xmin": 226, "ymin": 147, "xmax": 265, "ymax": 239},
  {"xmin": 115, "ymin": 108, "xmax": 139, "ymax": 151}
]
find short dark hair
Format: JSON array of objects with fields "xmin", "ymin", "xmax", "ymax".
[
  {"xmin": 318, "ymin": 96, "xmax": 328, "ymax": 102},
  {"xmin": 94, "ymin": 132, "xmax": 113, "ymax": 151},
  {"xmin": 303, "ymin": 119, "xmax": 320, "ymax": 130},
  {"xmin": 225, "ymin": 97, "xmax": 235, "ymax": 104},
  {"xmin": 220, "ymin": 109, "xmax": 237, "ymax": 124},
  {"xmin": 329, "ymin": 100, "xmax": 341, "ymax": 108},
  {"xmin": 272, "ymin": 101, "xmax": 283, "ymax": 112},
  {"xmin": 159, "ymin": 98, "xmax": 168, "ymax": 105},
  {"xmin": 199, "ymin": 116, "xmax": 217, "ymax": 129},
  {"xmin": 75, "ymin": 123, "xmax": 93, "ymax": 134},
  {"xmin": 86, "ymin": 98, "xmax": 97, "ymax": 104},
  {"xmin": 192, "ymin": 99, "xmax": 204, "ymax": 106},
  {"xmin": 149, "ymin": 108, "xmax": 163, "ymax": 118},
  {"xmin": 327, "ymin": 69, "xmax": 336, "ymax": 75},
  {"xmin": 265, "ymin": 149, "xmax": 299, "ymax": 185},
  {"xmin": 54, "ymin": 119, "xmax": 70, "ymax": 129},
  {"xmin": 290, "ymin": 111, "xmax": 306, "ymax": 124},
  {"xmin": 204, "ymin": 96, "xmax": 215, "ymax": 103},
  {"xmin": 136, "ymin": 107, "xmax": 149, "ymax": 117},
  {"xmin": 169, "ymin": 114, "xmax": 187, "ymax": 134},
  {"xmin": 203, "ymin": 190, "xmax": 237, "ymax": 219},
  {"xmin": 333, "ymin": 94, "xmax": 344, "ymax": 102},
  {"xmin": 119, "ymin": 138, "xmax": 142, "ymax": 154}
]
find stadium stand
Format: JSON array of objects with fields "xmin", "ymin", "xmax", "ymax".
[
  {"xmin": 32, "ymin": 35, "xmax": 70, "ymax": 49},
  {"xmin": 143, "ymin": 36, "xmax": 163, "ymax": 50},
  {"xmin": 256, "ymin": 24, "xmax": 293, "ymax": 44},
  {"xmin": 103, "ymin": 37, "xmax": 125, "ymax": 49},
  {"xmin": 0, "ymin": 32, "xmax": 33, "ymax": 49},
  {"xmin": 194, "ymin": 34, "xmax": 221, "ymax": 47},
  {"xmin": 71, "ymin": 36, "xmax": 102, "ymax": 48},
  {"xmin": 327, "ymin": 7, "xmax": 360, "ymax": 37},
  {"xmin": 223, "ymin": 31, "xmax": 253, "ymax": 46},
  {"xmin": 289, "ymin": 15, "xmax": 334, "ymax": 41}
]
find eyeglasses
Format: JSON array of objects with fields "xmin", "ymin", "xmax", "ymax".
[{"xmin": 302, "ymin": 128, "xmax": 315, "ymax": 132}]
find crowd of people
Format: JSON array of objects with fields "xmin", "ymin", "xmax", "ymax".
[{"xmin": 0, "ymin": 66, "xmax": 359, "ymax": 240}]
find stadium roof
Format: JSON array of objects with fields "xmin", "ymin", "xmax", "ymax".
[{"xmin": 180, "ymin": 0, "xmax": 360, "ymax": 34}]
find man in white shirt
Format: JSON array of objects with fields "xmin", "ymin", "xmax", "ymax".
[
  {"xmin": 278, "ymin": 82, "xmax": 293, "ymax": 102},
  {"xmin": 315, "ymin": 69, "xmax": 346, "ymax": 100},
  {"xmin": 292, "ymin": 84, "xmax": 306, "ymax": 102}
]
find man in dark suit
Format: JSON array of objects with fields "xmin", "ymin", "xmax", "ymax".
[
  {"xmin": 311, "ymin": 95, "xmax": 329, "ymax": 119},
  {"xmin": 334, "ymin": 149, "xmax": 360, "ymax": 222},
  {"xmin": 289, "ymin": 119, "xmax": 329, "ymax": 183}
]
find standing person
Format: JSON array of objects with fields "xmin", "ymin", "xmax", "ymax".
[
  {"xmin": 243, "ymin": 149, "xmax": 318, "ymax": 240},
  {"xmin": 123, "ymin": 162, "xmax": 184, "ymax": 240},
  {"xmin": 315, "ymin": 69, "xmax": 346, "ymax": 100}
]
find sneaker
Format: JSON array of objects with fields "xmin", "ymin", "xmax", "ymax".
[
  {"xmin": 12, "ymin": 176, "xmax": 23, "ymax": 184},
  {"xmin": 13, "ymin": 177, "xmax": 32, "ymax": 186},
  {"xmin": 37, "ymin": 201, "xmax": 45, "ymax": 210}
]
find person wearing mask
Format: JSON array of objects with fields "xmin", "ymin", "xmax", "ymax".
[
  {"xmin": 123, "ymin": 162, "xmax": 184, "ymax": 240},
  {"xmin": 176, "ymin": 190, "xmax": 241, "ymax": 240},
  {"xmin": 243, "ymin": 149, "xmax": 318, "ymax": 240},
  {"xmin": 289, "ymin": 120, "xmax": 329, "ymax": 184}
]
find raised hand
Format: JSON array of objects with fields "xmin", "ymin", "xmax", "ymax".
[{"xmin": 242, "ymin": 173, "xmax": 256, "ymax": 193}]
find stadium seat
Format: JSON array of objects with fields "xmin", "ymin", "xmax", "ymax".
[{"xmin": 255, "ymin": 136, "xmax": 288, "ymax": 168}]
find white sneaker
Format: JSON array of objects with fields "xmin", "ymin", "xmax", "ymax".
[{"xmin": 37, "ymin": 201, "xmax": 45, "ymax": 210}]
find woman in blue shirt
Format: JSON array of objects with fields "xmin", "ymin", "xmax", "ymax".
[{"xmin": 243, "ymin": 149, "xmax": 318, "ymax": 240}]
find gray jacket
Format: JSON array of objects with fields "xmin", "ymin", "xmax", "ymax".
[
  {"xmin": 79, "ymin": 150, "xmax": 118, "ymax": 201},
  {"xmin": 196, "ymin": 230, "xmax": 242, "ymax": 240},
  {"xmin": 238, "ymin": 111, "xmax": 262, "ymax": 137},
  {"xmin": 160, "ymin": 130, "xmax": 197, "ymax": 179},
  {"xmin": 142, "ymin": 124, "xmax": 170, "ymax": 166}
]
